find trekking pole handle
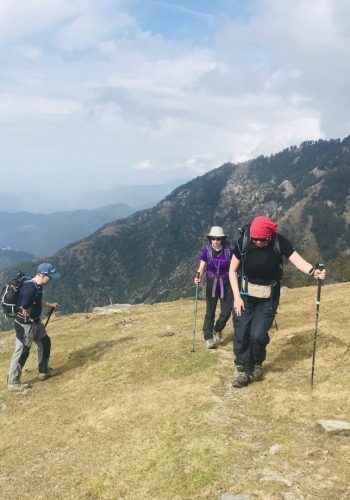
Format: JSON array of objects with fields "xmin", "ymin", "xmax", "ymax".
[
  {"xmin": 309, "ymin": 262, "xmax": 325, "ymax": 276},
  {"xmin": 314, "ymin": 263, "xmax": 325, "ymax": 304},
  {"xmin": 315, "ymin": 262, "xmax": 325, "ymax": 271},
  {"xmin": 196, "ymin": 272, "xmax": 200, "ymax": 279}
]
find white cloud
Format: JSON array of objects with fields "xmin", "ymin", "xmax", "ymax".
[
  {"xmin": 0, "ymin": 0, "xmax": 81, "ymax": 44},
  {"xmin": 177, "ymin": 155, "xmax": 215, "ymax": 175},
  {"xmin": 132, "ymin": 160, "xmax": 155, "ymax": 171},
  {"xmin": 0, "ymin": 0, "xmax": 349, "ymax": 210}
]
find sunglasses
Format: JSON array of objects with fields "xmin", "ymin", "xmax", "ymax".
[
  {"xmin": 210, "ymin": 237, "xmax": 223, "ymax": 241},
  {"xmin": 251, "ymin": 237, "xmax": 271, "ymax": 243}
]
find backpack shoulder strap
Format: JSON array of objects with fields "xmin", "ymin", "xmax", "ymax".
[
  {"xmin": 224, "ymin": 243, "xmax": 231, "ymax": 261},
  {"xmin": 236, "ymin": 225, "xmax": 250, "ymax": 293},
  {"xmin": 206, "ymin": 243, "xmax": 213, "ymax": 264},
  {"xmin": 16, "ymin": 279, "xmax": 39, "ymax": 308},
  {"xmin": 272, "ymin": 234, "xmax": 283, "ymax": 272},
  {"xmin": 21, "ymin": 279, "xmax": 39, "ymax": 299},
  {"xmin": 241, "ymin": 227, "xmax": 251, "ymax": 254},
  {"xmin": 272, "ymin": 234, "xmax": 281, "ymax": 256}
]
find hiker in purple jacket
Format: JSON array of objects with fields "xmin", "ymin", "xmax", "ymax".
[{"xmin": 194, "ymin": 226, "xmax": 233, "ymax": 349}]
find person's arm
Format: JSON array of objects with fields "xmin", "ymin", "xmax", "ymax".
[
  {"xmin": 288, "ymin": 251, "xmax": 326, "ymax": 279},
  {"xmin": 194, "ymin": 260, "xmax": 207, "ymax": 284},
  {"xmin": 229, "ymin": 255, "xmax": 245, "ymax": 316}
]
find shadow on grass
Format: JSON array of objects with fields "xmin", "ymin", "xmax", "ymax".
[
  {"xmin": 269, "ymin": 332, "xmax": 349, "ymax": 373},
  {"xmin": 24, "ymin": 336, "xmax": 134, "ymax": 384},
  {"xmin": 59, "ymin": 336, "xmax": 134, "ymax": 374}
]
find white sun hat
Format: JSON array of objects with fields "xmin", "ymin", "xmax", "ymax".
[{"xmin": 207, "ymin": 226, "xmax": 226, "ymax": 238}]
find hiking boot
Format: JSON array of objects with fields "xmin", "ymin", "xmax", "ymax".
[
  {"xmin": 232, "ymin": 367, "xmax": 251, "ymax": 388},
  {"xmin": 38, "ymin": 367, "xmax": 58, "ymax": 381},
  {"xmin": 206, "ymin": 339, "xmax": 216, "ymax": 349},
  {"xmin": 7, "ymin": 383, "xmax": 30, "ymax": 392},
  {"xmin": 214, "ymin": 331, "xmax": 224, "ymax": 344},
  {"xmin": 251, "ymin": 363, "xmax": 264, "ymax": 380}
]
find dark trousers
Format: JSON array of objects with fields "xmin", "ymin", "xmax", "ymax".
[
  {"xmin": 203, "ymin": 278, "xmax": 233, "ymax": 340},
  {"xmin": 233, "ymin": 296, "xmax": 279, "ymax": 372}
]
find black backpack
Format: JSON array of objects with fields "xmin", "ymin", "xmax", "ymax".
[
  {"xmin": 237, "ymin": 223, "xmax": 282, "ymax": 258},
  {"xmin": 236, "ymin": 223, "xmax": 283, "ymax": 294},
  {"xmin": 1, "ymin": 271, "xmax": 32, "ymax": 318}
]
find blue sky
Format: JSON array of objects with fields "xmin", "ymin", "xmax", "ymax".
[{"xmin": 0, "ymin": 0, "xmax": 349, "ymax": 211}]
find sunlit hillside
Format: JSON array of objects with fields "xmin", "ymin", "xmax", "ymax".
[{"xmin": 0, "ymin": 282, "xmax": 349, "ymax": 499}]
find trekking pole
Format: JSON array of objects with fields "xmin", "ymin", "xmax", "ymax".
[
  {"xmin": 44, "ymin": 307, "xmax": 55, "ymax": 328},
  {"xmin": 310, "ymin": 263, "xmax": 325, "ymax": 389},
  {"xmin": 191, "ymin": 272, "xmax": 200, "ymax": 352}
]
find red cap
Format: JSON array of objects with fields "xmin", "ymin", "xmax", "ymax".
[{"xmin": 250, "ymin": 216, "xmax": 278, "ymax": 239}]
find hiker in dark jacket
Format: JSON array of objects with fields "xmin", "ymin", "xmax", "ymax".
[
  {"xmin": 195, "ymin": 226, "xmax": 233, "ymax": 349},
  {"xmin": 229, "ymin": 216, "xmax": 326, "ymax": 388},
  {"xmin": 7, "ymin": 263, "xmax": 61, "ymax": 392}
]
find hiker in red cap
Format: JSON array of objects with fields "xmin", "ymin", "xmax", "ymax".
[{"xmin": 229, "ymin": 216, "xmax": 326, "ymax": 388}]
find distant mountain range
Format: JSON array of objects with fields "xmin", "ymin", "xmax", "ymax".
[
  {"xmin": 0, "ymin": 179, "xmax": 189, "ymax": 213},
  {"xmin": 2, "ymin": 137, "xmax": 349, "ymax": 314},
  {"xmin": 0, "ymin": 248, "xmax": 35, "ymax": 271},
  {"xmin": 0, "ymin": 180, "xmax": 189, "ymax": 259},
  {"xmin": 0, "ymin": 203, "xmax": 133, "ymax": 257},
  {"xmin": 71, "ymin": 179, "xmax": 191, "ymax": 210}
]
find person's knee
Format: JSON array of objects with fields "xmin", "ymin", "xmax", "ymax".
[
  {"xmin": 251, "ymin": 330, "xmax": 270, "ymax": 351},
  {"xmin": 205, "ymin": 311, "xmax": 216, "ymax": 321},
  {"xmin": 233, "ymin": 332, "xmax": 250, "ymax": 351}
]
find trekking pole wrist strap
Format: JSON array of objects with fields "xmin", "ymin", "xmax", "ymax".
[{"xmin": 308, "ymin": 266, "xmax": 316, "ymax": 276}]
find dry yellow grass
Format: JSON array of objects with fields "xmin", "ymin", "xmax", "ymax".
[{"xmin": 0, "ymin": 282, "xmax": 349, "ymax": 499}]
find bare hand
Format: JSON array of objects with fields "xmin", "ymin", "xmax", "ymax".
[
  {"xmin": 48, "ymin": 302, "xmax": 59, "ymax": 311},
  {"xmin": 233, "ymin": 297, "xmax": 245, "ymax": 316},
  {"xmin": 314, "ymin": 269, "xmax": 326, "ymax": 280}
]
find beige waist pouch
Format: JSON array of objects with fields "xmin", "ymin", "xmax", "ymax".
[{"xmin": 243, "ymin": 279, "xmax": 272, "ymax": 299}]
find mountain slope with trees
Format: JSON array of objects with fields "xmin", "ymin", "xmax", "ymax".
[{"xmin": 3, "ymin": 136, "xmax": 350, "ymax": 314}]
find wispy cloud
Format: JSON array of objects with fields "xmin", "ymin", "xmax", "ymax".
[
  {"xmin": 132, "ymin": 160, "xmax": 155, "ymax": 171},
  {"xmin": 0, "ymin": 0, "xmax": 349, "ymax": 209},
  {"xmin": 155, "ymin": 1, "xmax": 214, "ymax": 21}
]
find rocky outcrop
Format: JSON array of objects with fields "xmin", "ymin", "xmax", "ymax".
[{"xmin": 317, "ymin": 419, "xmax": 350, "ymax": 436}]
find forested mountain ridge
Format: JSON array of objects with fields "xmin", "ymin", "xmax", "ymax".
[{"xmin": 3, "ymin": 136, "xmax": 350, "ymax": 314}]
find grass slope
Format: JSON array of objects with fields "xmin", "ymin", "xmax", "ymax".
[{"xmin": 0, "ymin": 282, "xmax": 349, "ymax": 499}]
